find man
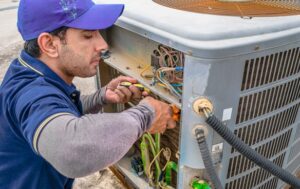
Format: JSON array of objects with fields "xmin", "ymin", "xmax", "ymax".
[{"xmin": 0, "ymin": 0, "xmax": 176, "ymax": 188}]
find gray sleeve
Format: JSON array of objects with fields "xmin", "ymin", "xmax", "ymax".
[
  {"xmin": 80, "ymin": 86, "xmax": 107, "ymax": 114},
  {"xmin": 37, "ymin": 102, "xmax": 154, "ymax": 178}
]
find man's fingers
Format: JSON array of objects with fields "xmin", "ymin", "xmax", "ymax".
[
  {"xmin": 117, "ymin": 86, "xmax": 132, "ymax": 102},
  {"xmin": 148, "ymin": 124, "xmax": 167, "ymax": 134},
  {"xmin": 129, "ymin": 85, "xmax": 142, "ymax": 99},
  {"xmin": 107, "ymin": 76, "xmax": 137, "ymax": 91},
  {"xmin": 141, "ymin": 91, "xmax": 149, "ymax": 96},
  {"xmin": 167, "ymin": 119, "xmax": 176, "ymax": 129},
  {"xmin": 114, "ymin": 89, "xmax": 126, "ymax": 102},
  {"xmin": 169, "ymin": 106, "xmax": 174, "ymax": 117}
]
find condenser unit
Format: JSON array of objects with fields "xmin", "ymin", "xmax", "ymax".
[{"xmin": 94, "ymin": 0, "xmax": 300, "ymax": 188}]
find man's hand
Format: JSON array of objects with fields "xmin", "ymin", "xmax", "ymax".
[
  {"xmin": 104, "ymin": 76, "xmax": 148, "ymax": 104},
  {"xmin": 141, "ymin": 97, "xmax": 176, "ymax": 134}
]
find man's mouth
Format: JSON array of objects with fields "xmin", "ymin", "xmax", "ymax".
[{"xmin": 91, "ymin": 57, "xmax": 101, "ymax": 64}]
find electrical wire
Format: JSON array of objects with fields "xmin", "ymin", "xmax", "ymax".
[
  {"xmin": 140, "ymin": 64, "xmax": 153, "ymax": 79},
  {"xmin": 141, "ymin": 132, "xmax": 177, "ymax": 188},
  {"xmin": 141, "ymin": 133, "xmax": 161, "ymax": 185},
  {"xmin": 155, "ymin": 68, "xmax": 181, "ymax": 98},
  {"xmin": 148, "ymin": 45, "xmax": 184, "ymax": 98},
  {"xmin": 147, "ymin": 148, "xmax": 164, "ymax": 179}
]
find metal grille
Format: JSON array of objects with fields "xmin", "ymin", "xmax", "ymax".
[
  {"xmin": 236, "ymin": 77, "xmax": 300, "ymax": 124},
  {"xmin": 225, "ymin": 153, "xmax": 285, "ymax": 189},
  {"xmin": 241, "ymin": 48, "xmax": 300, "ymax": 91},
  {"xmin": 232, "ymin": 103, "xmax": 299, "ymax": 152},
  {"xmin": 227, "ymin": 48, "xmax": 300, "ymax": 188},
  {"xmin": 257, "ymin": 177, "xmax": 278, "ymax": 189},
  {"xmin": 153, "ymin": 0, "xmax": 300, "ymax": 17},
  {"xmin": 294, "ymin": 124, "xmax": 300, "ymax": 140},
  {"xmin": 287, "ymin": 155, "xmax": 300, "ymax": 173},
  {"xmin": 227, "ymin": 130, "xmax": 291, "ymax": 178},
  {"xmin": 288, "ymin": 140, "xmax": 300, "ymax": 161}
]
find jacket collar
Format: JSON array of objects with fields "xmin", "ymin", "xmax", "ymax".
[{"xmin": 19, "ymin": 50, "xmax": 78, "ymax": 97}]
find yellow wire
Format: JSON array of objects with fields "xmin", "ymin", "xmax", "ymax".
[
  {"xmin": 140, "ymin": 64, "xmax": 153, "ymax": 79},
  {"xmin": 147, "ymin": 147, "xmax": 172, "ymax": 187},
  {"xmin": 162, "ymin": 148, "xmax": 171, "ymax": 171},
  {"xmin": 157, "ymin": 83, "xmax": 167, "ymax": 88},
  {"xmin": 147, "ymin": 148, "xmax": 164, "ymax": 181}
]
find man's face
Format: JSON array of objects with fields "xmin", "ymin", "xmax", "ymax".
[{"xmin": 57, "ymin": 28, "xmax": 108, "ymax": 78}]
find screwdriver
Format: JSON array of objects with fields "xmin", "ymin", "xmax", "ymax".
[{"xmin": 120, "ymin": 81, "xmax": 151, "ymax": 93}]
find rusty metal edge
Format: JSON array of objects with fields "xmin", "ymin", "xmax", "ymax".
[{"xmin": 109, "ymin": 166, "xmax": 135, "ymax": 189}]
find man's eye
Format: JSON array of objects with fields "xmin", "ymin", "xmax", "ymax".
[{"xmin": 84, "ymin": 35, "xmax": 93, "ymax": 39}]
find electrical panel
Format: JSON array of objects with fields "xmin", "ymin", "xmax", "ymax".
[{"xmin": 95, "ymin": 0, "xmax": 300, "ymax": 188}]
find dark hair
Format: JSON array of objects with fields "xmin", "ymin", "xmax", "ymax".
[{"xmin": 24, "ymin": 26, "xmax": 69, "ymax": 58}]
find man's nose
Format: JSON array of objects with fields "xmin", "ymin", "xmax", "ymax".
[{"xmin": 95, "ymin": 33, "xmax": 108, "ymax": 53}]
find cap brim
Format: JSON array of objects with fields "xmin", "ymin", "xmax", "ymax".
[{"xmin": 66, "ymin": 4, "xmax": 124, "ymax": 30}]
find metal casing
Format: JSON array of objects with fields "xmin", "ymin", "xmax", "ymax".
[{"xmin": 95, "ymin": 0, "xmax": 300, "ymax": 188}]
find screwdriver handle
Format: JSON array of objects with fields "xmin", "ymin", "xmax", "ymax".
[{"xmin": 120, "ymin": 81, "xmax": 150, "ymax": 93}]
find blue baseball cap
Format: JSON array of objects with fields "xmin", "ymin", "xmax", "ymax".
[{"xmin": 17, "ymin": 0, "xmax": 124, "ymax": 40}]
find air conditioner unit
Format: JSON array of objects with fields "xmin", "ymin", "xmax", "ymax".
[{"xmin": 95, "ymin": 0, "xmax": 300, "ymax": 188}]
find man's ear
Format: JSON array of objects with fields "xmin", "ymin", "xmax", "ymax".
[{"xmin": 37, "ymin": 33, "xmax": 60, "ymax": 58}]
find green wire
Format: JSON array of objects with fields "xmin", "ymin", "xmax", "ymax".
[
  {"xmin": 165, "ymin": 161, "xmax": 178, "ymax": 185},
  {"xmin": 140, "ymin": 141, "xmax": 150, "ymax": 177},
  {"xmin": 155, "ymin": 133, "xmax": 160, "ymax": 155},
  {"xmin": 141, "ymin": 134, "xmax": 161, "ymax": 185}
]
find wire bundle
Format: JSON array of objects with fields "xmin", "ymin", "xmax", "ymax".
[
  {"xmin": 140, "ymin": 133, "xmax": 178, "ymax": 188},
  {"xmin": 151, "ymin": 45, "xmax": 184, "ymax": 98}
]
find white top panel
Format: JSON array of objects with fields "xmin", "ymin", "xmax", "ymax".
[{"xmin": 95, "ymin": 0, "xmax": 300, "ymax": 58}]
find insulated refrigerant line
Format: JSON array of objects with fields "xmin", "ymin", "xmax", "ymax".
[
  {"xmin": 202, "ymin": 108, "xmax": 300, "ymax": 188},
  {"xmin": 194, "ymin": 128, "xmax": 223, "ymax": 189}
]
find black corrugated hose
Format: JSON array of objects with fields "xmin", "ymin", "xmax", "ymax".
[
  {"xmin": 195, "ymin": 128, "xmax": 223, "ymax": 189},
  {"xmin": 205, "ymin": 113, "xmax": 300, "ymax": 188}
]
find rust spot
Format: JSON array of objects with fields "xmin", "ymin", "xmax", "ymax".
[{"xmin": 153, "ymin": 0, "xmax": 300, "ymax": 17}]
